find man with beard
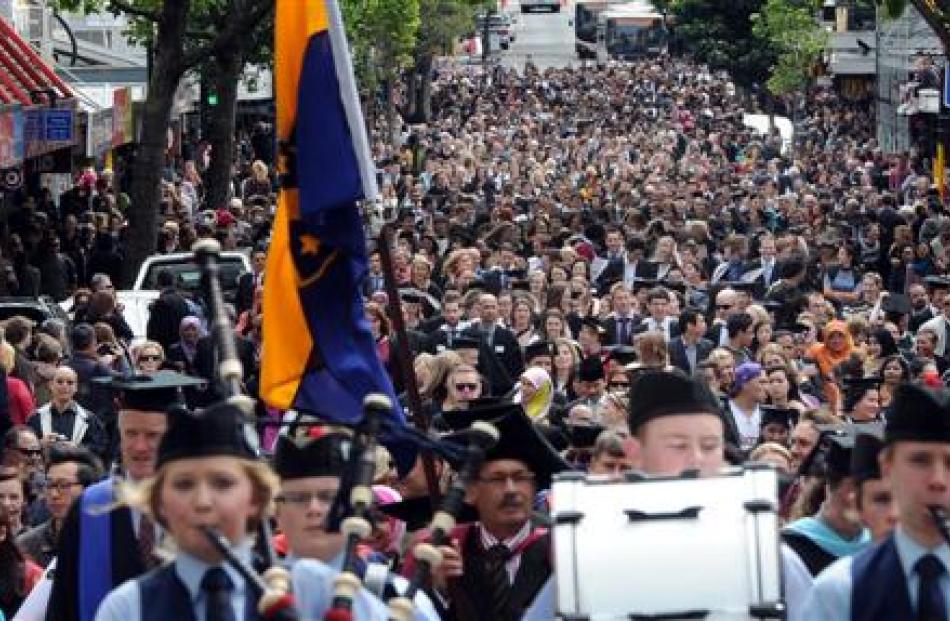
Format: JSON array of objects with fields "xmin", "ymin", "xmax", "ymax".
[{"xmin": 418, "ymin": 401, "xmax": 569, "ymax": 621}]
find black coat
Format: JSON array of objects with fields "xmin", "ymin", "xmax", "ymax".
[
  {"xmin": 47, "ymin": 496, "xmax": 145, "ymax": 621},
  {"xmin": 668, "ymin": 336, "xmax": 714, "ymax": 376}
]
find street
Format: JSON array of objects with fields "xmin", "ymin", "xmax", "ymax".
[{"xmin": 500, "ymin": 1, "xmax": 576, "ymax": 70}]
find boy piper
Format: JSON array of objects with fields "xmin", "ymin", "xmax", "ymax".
[
  {"xmin": 522, "ymin": 369, "xmax": 813, "ymax": 621},
  {"xmin": 271, "ymin": 430, "xmax": 440, "ymax": 619},
  {"xmin": 804, "ymin": 383, "xmax": 950, "ymax": 618}
]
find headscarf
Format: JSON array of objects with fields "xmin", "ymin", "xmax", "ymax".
[
  {"xmin": 517, "ymin": 367, "xmax": 554, "ymax": 421},
  {"xmin": 372, "ymin": 485, "xmax": 405, "ymax": 556},
  {"xmin": 178, "ymin": 316, "xmax": 204, "ymax": 361}
]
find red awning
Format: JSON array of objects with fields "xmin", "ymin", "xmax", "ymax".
[{"xmin": 0, "ymin": 17, "xmax": 73, "ymax": 106}]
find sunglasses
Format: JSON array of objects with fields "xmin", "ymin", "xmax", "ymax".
[
  {"xmin": 454, "ymin": 383, "xmax": 479, "ymax": 392},
  {"xmin": 140, "ymin": 355, "xmax": 162, "ymax": 362},
  {"xmin": 716, "ymin": 304, "xmax": 732, "ymax": 310}
]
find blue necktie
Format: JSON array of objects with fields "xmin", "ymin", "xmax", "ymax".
[
  {"xmin": 201, "ymin": 567, "xmax": 236, "ymax": 621},
  {"xmin": 916, "ymin": 554, "xmax": 946, "ymax": 621}
]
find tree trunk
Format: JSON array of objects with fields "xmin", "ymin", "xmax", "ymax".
[
  {"xmin": 205, "ymin": 50, "xmax": 244, "ymax": 211},
  {"xmin": 122, "ymin": 0, "xmax": 191, "ymax": 287},
  {"xmin": 417, "ymin": 53, "xmax": 433, "ymax": 122}
]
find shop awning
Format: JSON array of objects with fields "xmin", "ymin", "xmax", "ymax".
[{"xmin": 0, "ymin": 17, "xmax": 73, "ymax": 106}]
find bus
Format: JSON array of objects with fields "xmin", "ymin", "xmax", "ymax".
[
  {"xmin": 595, "ymin": 2, "xmax": 666, "ymax": 64},
  {"xmin": 521, "ymin": 0, "xmax": 561, "ymax": 13},
  {"xmin": 574, "ymin": 0, "xmax": 626, "ymax": 59}
]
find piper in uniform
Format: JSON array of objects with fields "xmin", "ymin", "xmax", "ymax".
[
  {"xmin": 804, "ymin": 383, "xmax": 950, "ymax": 619},
  {"xmin": 95, "ymin": 401, "xmax": 389, "ymax": 620},
  {"xmin": 271, "ymin": 429, "xmax": 440, "ymax": 619},
  {"xmin": 522, "ymin": 369, "xmax": 814, "ymax": 621},
  {"xmin": 47, "ymin": 372, "xmax": 205, "ymax": 621},
  {"xmin": 409, "ymin": 401, "xmax": 569, "ymax": 621}
]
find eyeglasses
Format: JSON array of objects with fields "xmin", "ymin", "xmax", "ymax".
[
  {"xmin": 478, "ymin": 472, "xmax": 536, "ymax": 486},
  {"xmin": 454, "ymin": 383, "xmax": 479, "ymax": 392},
  {"xmin": 275, "ymin": 490, "xmax": 338, "ymax": 507},
  {"xmin": 608, "ymin": 382, "xmax": 630, "ymax": 390},
  {"xmin": 46, "ymin": 480, "xmax": 81, "ymax": 494},
  {"xmin": 16, "ymin": 447, "xmax": 42, "ymax": 458},
  {"xmin": 716, "ymin": 304, "xmax": 732, "ymax": 310}
]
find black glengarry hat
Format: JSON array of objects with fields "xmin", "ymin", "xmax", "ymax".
[
  {"xmin": 156, "ymin": 401, "xmax": 254, "ymax": 468},
  {"xmin": 627, "ymin": 369, "xmax": 721, "ymax": 432},
  {"xmin": 885, "ymin": 383, "xmax": 950, "ymax": 444},
  {"xmin": 273, "ymin": 432, "xmax": 353, "ymax": 479}
]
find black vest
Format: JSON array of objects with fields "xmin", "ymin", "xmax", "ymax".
[
  {"xmin": 139, "ymin": 563, "xmax": 259, "ymax": 621},
  {"xmin": 850, "ymin": 535, "xmax": 914, "ymax": 621}
]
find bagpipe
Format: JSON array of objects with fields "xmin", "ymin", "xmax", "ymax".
[{"xmin": 193, "ymin": 239, "xmax": 299, "ymax": 620}]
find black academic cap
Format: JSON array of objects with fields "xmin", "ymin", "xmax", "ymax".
[
  {"xmin": 631, "ymin": 277, "xmax": 659, "ymax": 292},
  {"xmin": 439, "ymin": 396, "xmax": 507, "ymax": 432},
  {"xmin": 450, "ymin": 335, "xmax": 481, "ymax": 350},
  {"xmin": 398, "ymin": 288, "xmax": 425, "ymax": 305},
  {"xmin": 579, "ymin": 316, "xmax": 605, "ymax": 335},
  {"xmin": 565, "ymin": 423, "xmax": 606, "ymax": 449},
  {"xmin": 511, "ymin": 279, "xmax": 531, "ymax": 291},
  {"xmin": 524, "ymin": 341, "xmax": 557, "ymax": 363},
  {"xmin": 851, "ymin": 432, "xmax": 885, "ymax": 484},
  {"xmin": 885, "ymin": 383, "xmax": 950, "ymax": 444},
  {"xmin": 94, "ymin": 371, "xmax": 206, "ymax": 413},
  {"xmin": 720, "ymin": 280, "xmax": 758, "ymax": 294},
  {"xmin": 881, "ymin": 293, "xmax": 912, "ymax": 316},
  {"xmin": 607, "ymin": 345, "xmax": 638, "ymax": 366},
  {"xmin": 627, "ymin": 369, "xmax": 721, "ymax": 432},
  {"xmin": 273, "ymin": 432, "xmax": 352, "ymax": 479},
  {"xmin": 378, "ymin": 496, "xmax": 478, "ymax": 532},
  {"xmin": 577, "ymin": 356, "xmax": 605, "ymax": 382},
  {"xmin": 776, "ymin": 321, "xmax": 812, "ymax": 335},
  {"xmin": 660, "ymin": 279, "xmax": 687, "ymax": 294},
  {"xmin": 842, "ymin": 376, "xmax": 882, "ymax": 405},
  {"xmin": 156, "ymin": 401, "xmax": 254, "ymax": 468},
  {"xmin": 444, "ymin": 400, "xmax": 570, "ymax": 488},
  {"xmin": 759, "ymin": 406, "xmax": 798, "ymax": 430},
  {"xmin": 823, "ymin": 430, "xmax": 855, "ymax": 480},
  {"xmin": 924, "ymin": 275, "xmax": 950, "ymax": 290}
]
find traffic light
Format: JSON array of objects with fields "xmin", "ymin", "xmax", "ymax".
[{"xmin": 207, "ymin": 92, "xmax": 219, "ymax": 107}]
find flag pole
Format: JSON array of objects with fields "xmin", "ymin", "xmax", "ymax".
[{"xmin": 377, "ymin": 222, "xmax": 442, "ymax": 505}]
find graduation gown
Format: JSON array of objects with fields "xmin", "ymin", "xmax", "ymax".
[
  {"xmin": 46, "ymin": 484, "xmax": 145, "ymax": 621},
  {"xmin": 442, "ymin": 524, "xmax": 552, "ymax": 621}
]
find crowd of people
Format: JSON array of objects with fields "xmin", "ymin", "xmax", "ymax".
[{"xmin": 0, "ymin": 44, "xmax": 947, "ymax": 619}]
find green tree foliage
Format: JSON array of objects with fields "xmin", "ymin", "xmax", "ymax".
[
  {"xmin": 672, "ymin": 0, "xmax": 777, "ymax": 88},
  {"xmin": 752, "ymin": 0, "xmax": 828, "ymax": 94},
  {"xmin": 49, "ymin": 0, "xmax": 271, "ymax": 285}
]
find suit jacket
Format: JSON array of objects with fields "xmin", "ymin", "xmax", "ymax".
[
  {"xmin": 602, "ymin": 314, "xmax": 640, "ymax": 346},
  {"xmin": 464, "ymin": 325, "xmax": 523, "ymax": 385},
  {"xmin": 235, "ymin": 272, "xmax": 257, "ymax": 315},
  {"xmin": 47, "ymin": 496, "xmax": 144, "ymax": 620},
  {"xmin": 668, "ymin": 336, "xmax": 714, "ymax": 375},
  {"xmin": 595, "ymin": 258, "xmax": 658, "ymax": 294}
]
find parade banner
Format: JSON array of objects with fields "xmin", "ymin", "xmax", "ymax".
[
  {"xmin": 112, "ymin": 87, "xmax": 133, "ymax": 147},
  {"xmin": 85, "ymin": 109, "xmax": 114, "ymax": 158},
  {"xmin": 262, "ymin": 0, "xmax": 409, "ymax": 466},
  {"xmin": 0, "ymin": 106, "xmax": 24, "ymax": 169}
]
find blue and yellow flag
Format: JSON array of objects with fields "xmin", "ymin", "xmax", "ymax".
[{"xmin": 263, "ymin": 0, "xmax": 406, "ymax": 448}]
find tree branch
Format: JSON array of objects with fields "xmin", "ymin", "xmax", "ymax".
[{"xmin": 107, "ymin": 0, "xmax": 161, "ymax": 22}]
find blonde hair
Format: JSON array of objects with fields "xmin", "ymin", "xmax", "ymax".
[
  {"xmin": 0, "ymin": 341, "xmax": 15, "ymax": 374},
  {"xmin": 115, "ymin": 457, "xmax": 279, "ymax": 537}
]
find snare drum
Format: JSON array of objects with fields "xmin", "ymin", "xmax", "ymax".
[{"xmin": 551, "ymin": 465, "xmax": 784, "ymax": 620}]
